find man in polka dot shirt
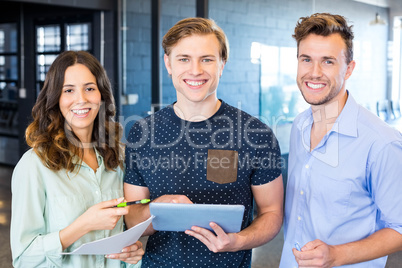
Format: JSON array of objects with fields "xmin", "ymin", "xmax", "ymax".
[{"xmin": 124, "ymin": 17, "xmax": 284, "ymax": 268}]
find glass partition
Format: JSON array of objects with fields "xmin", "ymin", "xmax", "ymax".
[{"xmin": 256, "ymin": 43, "xmax": 308, "ymax": 154}]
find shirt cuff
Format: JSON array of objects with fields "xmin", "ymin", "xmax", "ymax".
[
  {"xmin": 43, "ymin": 231, "xmax": 63, "ymax": 256},
  {"xmin": 125, "ymin": 260, "xmax": 142, "ymax": 268}
]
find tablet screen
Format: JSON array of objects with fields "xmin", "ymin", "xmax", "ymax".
[{"xmin": 149, "ymin": 203, "xmax": 245, "ymax": 233}]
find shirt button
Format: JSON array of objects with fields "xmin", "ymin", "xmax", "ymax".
[
  {"xmin": 95, "ymin": 191, "xmax": 99, "ymax": 195},
  {"xmin": 298, "ymin": 216, "xmax": 301, "ymax": 221},
  {"xmin": 305, "ymin": 164, "xmax": 309, "ymax": 169},
  {"xmin": 300, "ymin": 190, "xmax": 304, "ymax": 195}
]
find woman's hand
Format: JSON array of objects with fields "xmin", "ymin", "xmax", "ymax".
[
  {"xmin": 80, "ymin": 197, "xmax": 129, "ymax": 232},
  {"xmin": 60, "ymin": 197, "xmax": 128, "ymax": 250},
  {"xmin": 105, "ymin": 240, "xmax": 145, "ymax": 264}
]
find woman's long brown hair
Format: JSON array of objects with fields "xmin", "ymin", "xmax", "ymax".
[{"xmin": 25, "ymin": 51, "xmax": 123, "ymax": 172}]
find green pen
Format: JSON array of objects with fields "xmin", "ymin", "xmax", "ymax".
[{"xmin": 115, "ymin": 199, "xmax": 151, "ymax": 207}]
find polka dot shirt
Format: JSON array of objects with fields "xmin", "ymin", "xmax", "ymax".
[{"xmin": 124, "ymin": 101, "xmax": 282, "ymax": 268}]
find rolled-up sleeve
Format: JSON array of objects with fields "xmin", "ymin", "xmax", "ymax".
[
  {"xmin": 10, "ymin": 151, "xmax": 63, "ymax": 268},
  {"xmin": 370, "ymin": 140, "xmax": 402, "ymax": 235}
]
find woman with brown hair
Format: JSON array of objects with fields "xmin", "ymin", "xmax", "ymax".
[{"xmin": 10, "ymin": 51, "xmax": 143, "ymax": 267}]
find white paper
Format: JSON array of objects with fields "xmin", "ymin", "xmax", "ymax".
[{"xmin": 61, "ymin": 216, "xmax": 154, "ymax": 255}]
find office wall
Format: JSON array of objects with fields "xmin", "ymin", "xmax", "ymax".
[
  {"xmin": 121, "ymin": 0, "xmax": 152, "ymax": 122},
  {"xmin": 121, "ymin": 0, "xmax": 388, "ymax": 127},
  {"xmin": 121, "ymin": 0, "xmax": 196, "ymax": 136},
  {"xmin": 160, "ymin": 0, "xmax": 196, "ymax": 105},
  {"xmin": 210, "ymin": 0, "xmax": 388, "ymax": 116}
]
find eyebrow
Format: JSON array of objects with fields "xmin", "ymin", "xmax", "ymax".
[
  {"xmin": 175, "ymin": 54, "xmax": 216, "ymax": 58},
  {"xmin": 322, "ymin": 56, "xmax": 337, "ymax": 61},
  {"xmin": 63, "ymin": 82, "xmax": 97, "ymax": 88},
  {"xmin": 298, "ymin": 54, "xmax": 337, "ymax": 61}
]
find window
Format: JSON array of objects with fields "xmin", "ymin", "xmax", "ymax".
[
  {"xmin": 37, "ymin": 25, "xmax": 61, "ymax": 53},
  {"xmin": 67, "ymin": 22, "xmax": 91, "ymax": 51},
  {"xmin": 0, "ymin": 23, "xmax": 18, "ymax": 102},
  {"xmin": 391, "ymin": 17, "xmax": 402, "ymax": 101},
  {"xmin": 35, "ymin": 22, "xmax": 92, "ymax": 95}
]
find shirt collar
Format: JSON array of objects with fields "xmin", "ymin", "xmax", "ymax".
[
  {"xmin": 296, "ymin": 107, "xmax": 314, "ymax": 131},
  {"xmin": 94, "ymin": 148, "xmax": 104, "ymax": 167},
  {"xmin": 335, "ymin": 91, "xmax": 359, "ymax": 138},
  {"xmin": 296, "ymin": 91, "xmax": 358, "ymax": 138},
  {"xmin": 71, "ymin": 147, "xmax": 104, "ymax": 168}
]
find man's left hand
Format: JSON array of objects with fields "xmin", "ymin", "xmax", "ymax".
[{"xmin": 185, "ymin": 222, "xmax": 239, "ymax": 253}]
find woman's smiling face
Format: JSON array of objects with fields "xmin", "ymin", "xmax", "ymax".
[{"xmin": 59, "ymin": 63, "xmax": 101, "ymax": 139}]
